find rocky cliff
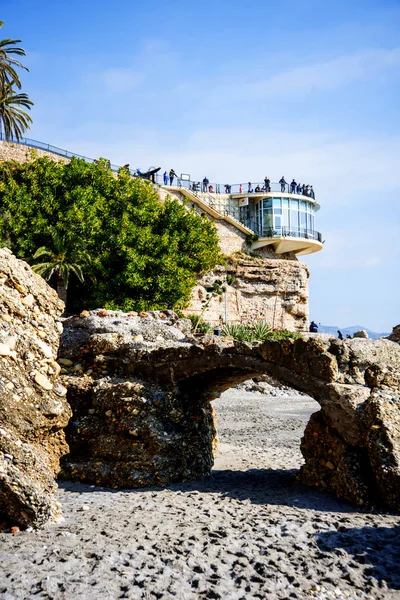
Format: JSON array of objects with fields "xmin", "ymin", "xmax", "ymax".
[
  {"xmin": 185, "ymin": 252, "xmax": 309, "ymax": 331},
  {"xmin": 60, "ymin": 312, "xmax": 400, "ymax": 511},
  {"xmin": 0, "ymin": 249, "xmax": 71, "ymax": 528}
]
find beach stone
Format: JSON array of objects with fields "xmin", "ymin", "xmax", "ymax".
[
  {"xmin": 60, "ymin": 313, "xmax": 400, "ymax": 510},
  {"xmin": 0, "ymin": 249, "xmax": 71, "ymax": 529}
]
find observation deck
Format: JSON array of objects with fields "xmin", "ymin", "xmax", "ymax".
[{"xmin": 164, "ymin": 179, "xmax": 323, "ymax": 256}]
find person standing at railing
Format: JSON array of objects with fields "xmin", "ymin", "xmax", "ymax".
[
  {"xmin": 163, "ymin": 171, "xmax": 169, "ymax": 185},
  {"xmin": 239, "ymin": 184, "xmax": 243, "ymax": 193},
  {"xmin": 264, "ymin": 177, "xmax": 271, "ymax": 192},
  {"xmin": 169, "ymin": 169, "xmax": 177, "ymax": 185},
  {"xmin": 310, "ymin": 185, "xmax": 315, "ymax": 199},
  {"xmin": 297, "ymin": 182, "xmax": 303, "ymax": 195},
  {"xmin": 202, "ymin": 177, "xmax": 209, "ymax": 192},
  {"xmin": 248, "ymin": 182, "xmax": 253, "ymax": 193},
  {"xmin": 290, "ymin": 179, "xmax": 297, "ymax": 194},
  {"xmin": 279, "ymin": 176, "xmax": 287, "ymax": 192},
  {"xmin": 225, "ymin": 184, "xmax": 231, "ymax": 193}
]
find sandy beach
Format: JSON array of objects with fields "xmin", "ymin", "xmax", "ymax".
[{"xmin": 1, "ymin": 389, "xmax": 399, "ymax": 600}]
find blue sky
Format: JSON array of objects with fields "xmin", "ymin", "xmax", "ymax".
[{"xmin": 2, "ymin": 0, "xmax": 400, "ymax": 331}]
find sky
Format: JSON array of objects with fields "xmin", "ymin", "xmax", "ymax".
[{"xmin": 2, "ymin": 0, "xmax": 400, "ymax": 331}]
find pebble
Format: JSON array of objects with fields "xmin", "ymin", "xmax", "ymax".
[
  {"xmin": 21, "ymin": 294, "xmax": 34, "ymax": 307},
  {"xmin": 33, "ymin": 372, "xmax": 53, "ymax": 391},
  {"xmin": 133, "ymin": 334, "xmax": 144, "ymax": 342},
  {"xmin": 58, "ymin": 358, "xmax": 73, "ymax": 367},
  {"xmin": 0, "ymin": 343, "xmax": 11, "ymax": 356}
]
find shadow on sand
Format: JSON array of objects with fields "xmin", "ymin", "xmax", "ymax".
[
  {"xmin": 60, "ymin": 467, "xmax": 359, "ymax": 513},
  {"xmin": 316, "ymin": 524, "xmax": 400, "ymax": 590}
]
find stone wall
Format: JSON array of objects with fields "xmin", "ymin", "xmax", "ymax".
[
  {"xmin": 0, "ymin": 141, "xmax": 70, "ymax": 166},
  {"xmin": 184, "ymin": 252, "xmax": 309, "ymax": 331}
]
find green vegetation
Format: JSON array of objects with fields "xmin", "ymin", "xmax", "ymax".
[
  {"xmin": 187, "ymin": 314, "xmax": 213, "ymax": 334},
  {"xmin": 222, "ymin": 322, "xmax": 301, "ymax": 342},
  {"xmin": 0, "ymin": 155, "xmax": 222, "ymax": 311},
  {"xmin": 32, "ymin": 231, "xmax": 92, "ymax": 306},
  {"xmin": 193, "ymin": 279, "xmax": 225, "ymax": 333},
  {"xmin": 0, "ymin": 21, "xmax": 33, "ymax": 139}
]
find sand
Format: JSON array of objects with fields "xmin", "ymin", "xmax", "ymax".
[{"xmin": 1, "ymin": 389, "xmax": 399, "ymax": 599}]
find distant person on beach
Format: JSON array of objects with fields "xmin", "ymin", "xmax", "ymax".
[
  {"xmin": 337, "ymin": 330, "xmax": 344, "ymax": 340},
  {"xmin": 202, "ymin": 177, "xmax": 209, "ymax": 192},
  {"xmin": 290, "ymin": 179, "xmax": 297, "ymax": 194},
  {"xmin": 163, "ymin": 171, "xmax": 168, "ymax": 185},
  {"xmin": 264, "ymin": 177, "xmax": 271, "ymax": 192},
  {"xmin": 309, "ymin": 320, "xmax": 318, "ymax": 333},
  {"xmin": 279, "ymin": 176, "xmax": 287, "ymax": 192},
  {"xmin": 169, "ymin": 169, "xmax": 176, "ymax": 185}
]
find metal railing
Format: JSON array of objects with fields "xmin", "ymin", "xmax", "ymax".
[
  {"xmin": 160, "ymin": 176, "xmax": 316, "ymax": 198},
  {"xmin": 0, "ymin": 133, "xmax": 141, "ymax": 177}
]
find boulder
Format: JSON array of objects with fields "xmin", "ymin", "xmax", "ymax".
[
  {"xmin": 353, "ymin": 330, "xmax": 369, "ymax": 339},
  {"xmin": 388, "ymin": 324, "xmax": 400, "ymax": 345},
  {"xmin": 0, "ymin": 249, "xmax": 71, "ymax": 528}
]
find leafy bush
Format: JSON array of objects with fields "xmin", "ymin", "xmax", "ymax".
[
  {"xmin": 187, "ymin": 314, "xmax": 213, "ymax": 334},
  {"xmin": 0, "ymin": 155, "xmax": 222, "ymax": 312},
  {"xmin": 222, "ymin": 322, "xmax": 301, "ymax": 342}
]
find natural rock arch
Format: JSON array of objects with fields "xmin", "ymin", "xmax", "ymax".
[{"xmin": 60, "ymin": 313, "xmax": 400, "ymax": 512}]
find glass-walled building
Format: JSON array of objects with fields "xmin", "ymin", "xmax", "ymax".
[{"xmin": 236, "ymin": 192, "xmax": 322, "ymax": 255}]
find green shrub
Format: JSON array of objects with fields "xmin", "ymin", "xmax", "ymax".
[{"xmin": 222, "ymin": 322, "xmax": 301, "ymax": 342}]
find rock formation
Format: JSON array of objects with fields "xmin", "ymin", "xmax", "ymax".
[
  {"xmin": 184, "ymin": 252, "xmax": 309, "ymax": 331},
  {"xmin": 0, "ymin": 249, "xmax": 71, "ymax": 528},
  {"xmin": 388, "ymin": 324, "xmax": 400, "ymax": 345},
  {"xmin": 60, "ymin": 312, "xmax": 400, "ymax": 511}
]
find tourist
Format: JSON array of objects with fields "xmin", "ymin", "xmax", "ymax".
[
  {"xmin": 309, "ymin": 320, "xmax": 318, "ymax": 333},
  {"xmin": 239, "ymin": 184, "xmax": 243, "ymax": 193},
  {"xmin": 337, "ymin": 330, "xmax": 344, "ymax": 340},
  {"xmin": 202, "ymin": 177, "xmax": 209, "ymax": 192},
  {"xmin": 346, "ymin": 333, "xmax": 352, "ymax": 339},
  {"xmin": 169, "ymin": 169, "xmax": 176, "ymax": 185},
  {"xmin": 264, "ymin": 176, "xmax": 271, "ymax": 192},
  {"xmin": 290, "ymin": 179, "xmax": 297, "ymax": 194},
  {"xmin": 224, "ymin": 184, "xmax": 231, "ymax": 193},
  {"xmin": 297, "ymin": 182, "xmax": 303, "ymax": 195},
  {"xmin": 163, "ymin": 171, "xmax": 168, "ymax": 185},
  {"xmin": 304, "ymin": 185, "xmax": 311, "ymax": 197},
  {"xmin": 248, "ymin": 182, "xmax": 253, "ymax": 193},
  {"xmin": 310, "ymin": 185, "xmax": 315, "ymax": 199},
  {"xmin": 255, "ymin": 184, "xmax": 261, "ymax": 192},
  {"xmin": 208, "ymin": 184, "xmax": 214, "ymax": 193},
  {"xmin": 279, "ymin": 176, "xmax": 287, "ymax": 192}
]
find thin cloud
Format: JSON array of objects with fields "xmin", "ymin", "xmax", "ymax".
[
  {"xmin": 246, "ymin": 47, "xmax": 400, "ymax": 97},
  {"xmin": 102, "ymin": 68, "xmax": 145, "ymax": 92}
]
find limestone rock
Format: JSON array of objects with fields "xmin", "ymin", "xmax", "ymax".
[
  {"xmin": 353, "ymin": 330, "xmax": 369, "ymax": 339},
  {"xmin": 387, "ymin": 324, "xmax": 400, "ymax": 345},
  {"xmin": 184, "ymin": 252, "xmax": 309, "ymax": 332},
  {"xmin": 60, "ymin": 313, "xmax": 400, "ymax": 510},
  {"xmin": 0, "ymin": 249, "xmax": 71, "ymax": 528}
]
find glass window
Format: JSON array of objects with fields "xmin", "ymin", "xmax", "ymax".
[
  {"xmin": 282, "ymin": 208, "xmax": 289, "ymax": 227},
  {"xmin": 300, "ymin": 201, "xmax": 307, "ymax": 211},
  {"xmin": 290, "ymin": 210, "xmax": 299, "ymax": 230},
  {"xmin": 274, "ymin": 215, "xmax": 282, "ymax": 230},
  {"xmin": 290, "ymin": 199, "xmax": 298, "ymax": 210},
  {"xmin": 263, "ymin": 198, "xmax": 272, "ymax": 209},
  {"xmin": 282, "ymin": 198, "xmax": 289, "ymax": 209},
  {"xmin": 272, "ymin": 198, "xmax": 281, "ymax": 209},
  {"xmin": 300, "ymin": 212, "xmax": 307, "ymax": 228}
]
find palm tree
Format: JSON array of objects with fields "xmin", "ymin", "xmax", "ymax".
[
  {"xmin": 0, "ymin": 21, "xmax": 33, "ymax": 140},
  {"xmin": 0, "ymin": 21, "xmax": 28, "ymax": 90},
  {"xmin": 0, "ymin": 85, "xmax": 33, "ymax": 139},
  {"xmin": 32, "ymin": 233, "xmax": 92, "ymax": 308}
]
